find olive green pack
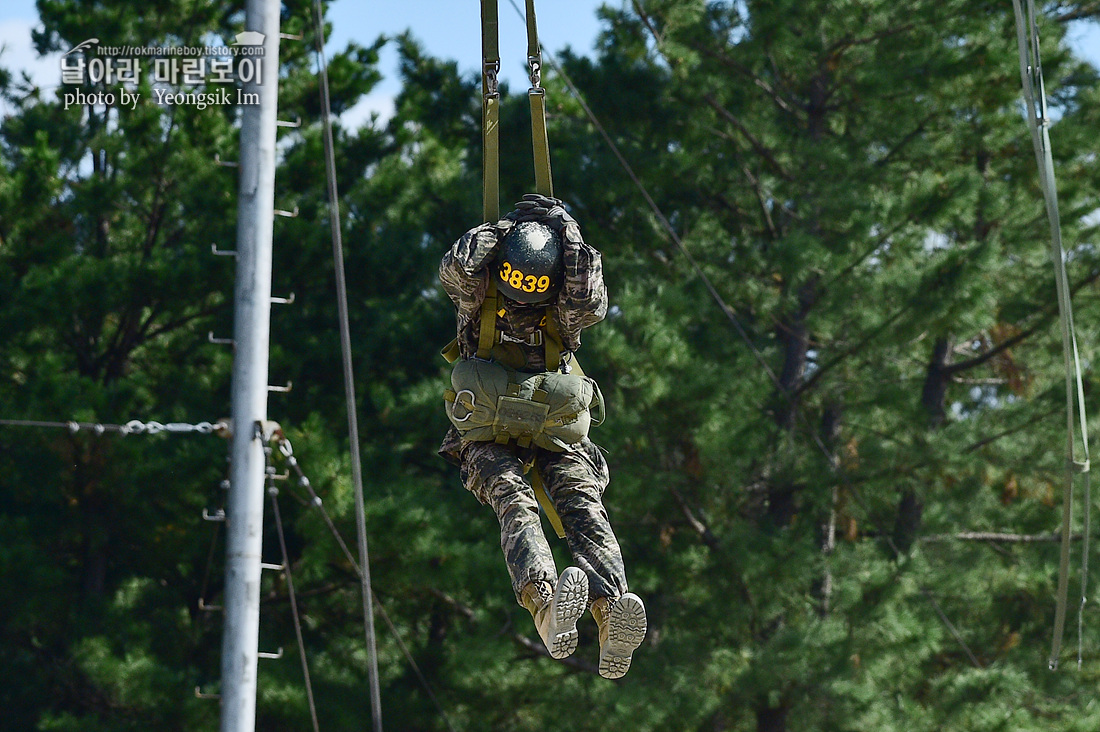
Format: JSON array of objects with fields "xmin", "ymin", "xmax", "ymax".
[
  {"xmin": 441, "ymin": 279, "xmax": 604, "ymax": 451},
  {"xmin": 444, "ymin": 358, "xmax": 603, "ymax": 451}
]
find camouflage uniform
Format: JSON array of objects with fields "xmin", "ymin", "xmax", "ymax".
[{"xmin": 439, "ymin": 216, "xmax": 629, "ymax": 605}]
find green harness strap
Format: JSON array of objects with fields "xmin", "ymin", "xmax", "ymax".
[
  {"xmin": 524, "ymin": 0, "xmax": 553, "ymax": 197},
  {"xmin": 481, "ymin": 0, "xmax": 500, "ymax": 222},
  {"xmin": 473, "ymin": 0, "xmax": 565, "ymax": 537},
  {"xmin": 481, "ymin": 0, "xmax": 553, "ymax": 212},
  {"xmin": 476, "ymin": 278, "xmax": 500, "ymax": 360},
  {"xmin": 530, "ymin": 467, "xmax": 566, "ymax": 539}
]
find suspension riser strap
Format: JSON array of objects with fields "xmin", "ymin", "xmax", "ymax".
[
  {"xmin": 482, "ymin": 0, "xmax": 501, "ymax": 222},
  {"xmin": 531, "ymin": 468, "xmax": 566, "ymax": 539},
  {"xmin": 481, "ymin": 0, "xmax": 499, "ymax": 68},
  {"xmin": 529, "ymin": 91, "xmax": 553, "ymax": 197},
  {"xmin": 483, "ymin": 96, "xmax": 500, "ymax": 221},
  {"xmin": 525, "ymin": 0, "xmax": 540, "ymax": 61},
  {"xmin": 524, "ymin": 0, "xmax": 553, "ymax": 196}
]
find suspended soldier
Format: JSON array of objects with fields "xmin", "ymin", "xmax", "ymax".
[{"xmin": 439, "ymin": 194, "xmax": 646, "ymax": 679}]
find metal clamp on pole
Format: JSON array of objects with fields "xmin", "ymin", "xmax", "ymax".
[
  {"xmin": 195, "ymin": 686, "xmax": 221, "ymax": 700},
  {"xmin": 208, "ymin": 332, "xmax": 234, "ymax": 347}
]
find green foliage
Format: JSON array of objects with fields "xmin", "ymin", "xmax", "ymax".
[{"xmin": 3, "ymin": 0, "xmax": 1100, "ymax": 730}]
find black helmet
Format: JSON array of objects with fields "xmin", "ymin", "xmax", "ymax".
[{"xmin": 493, "ymin": 221, "xmax": 563, "ymax": 303}]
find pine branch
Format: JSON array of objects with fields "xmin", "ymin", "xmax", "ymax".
[
  {"xmin": 963, "ymin": 405, "xmax": 1062, "ymax": 453},
  {"xmin": 945, "ymin": 267, "xmax": 1100, "ymax": 377},
  {"xmin": 920, "ymin": 587, "xmax": 983, "ymax": 668},
  {"xmin": 794, "ymin": 303, "xmax": 912, "ymax": 398},
  {"xmin": 703, "ymin": 48, "xmax": 800, "ymax": 117},
  {"xmin": 512, "ymin": 633, "xmax": 601, "ymax": 675},
  {"xmin": 824, "ymin": 24, "xmax": 917, "ymax": 56},
  {"xmin": 741, "ymin": 160, "xmax": 781, "ymax": 240},
  {"xmin": 629, "ymin": 0, "xmax": 664, "ymax": 47},
  {"xmin": 1056, "ymin": 2, "xmax": 1100, "ymax": 22},
  {"xmin": 874, "ymin": 112, "xmax": 938, "ymax": 168},
  {"xmin": 703, "ymin": 94, "xmax": 795, "ymax": 182},
  {"xmin": 667, "ymin": 484, "xmax": 720, "ymax": 550},
  {"xmin": 943, "ymin": 321, "xmax": 1043, "ymax": 375}
]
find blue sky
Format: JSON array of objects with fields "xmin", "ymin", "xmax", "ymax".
[
  {"xmin": 1, "ymin": 0, "xmax": 1097, "ymax": 124},
  {"xmin": 329, "ymin": 0, "xmax": 611, "ymax": 122}
]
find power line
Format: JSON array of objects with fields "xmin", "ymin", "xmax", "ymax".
[
  {"xmin": 275, "ymin": 438, "xmax": 457, "ymax": 732},
  {"xmin": 309, "ymin": 0, "xmax": 383, "ymax": 727},
  {"xmin": 265, "ymin": 446, "xmax": 320, "ymax": 732}
]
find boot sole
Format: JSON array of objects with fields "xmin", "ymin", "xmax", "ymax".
[
  {"xmin": 546, "ymin": 567, "xmax": 589, "ymax": 659},
  {"xmin": 599, "ymin": 593, "xmax": 646, "ymax": 679}
]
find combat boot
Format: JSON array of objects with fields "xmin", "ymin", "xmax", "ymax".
[
  {"xmin": 591, "ymin": 593, "xmax": 647, "ymax": 679},
  {"xmin": 520, "ymin": 566, "xmax": 589, "ymax": 659}
]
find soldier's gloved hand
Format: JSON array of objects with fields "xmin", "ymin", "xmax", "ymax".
[
  {"xmin": 509, "ymin": 193, "xmax": 577, "ymax": 233},
  {"xmin": 511, "ymin": 193, "xmax": 562, "ymax": 219}
]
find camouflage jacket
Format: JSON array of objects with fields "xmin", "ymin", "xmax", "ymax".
[
  {"xmin": 439, "ymin": 216, "xmax": 607, "ymax": 463},
  {"xmin": 439, "ymin": 216, "xmax": 608, "ymax": 373}
]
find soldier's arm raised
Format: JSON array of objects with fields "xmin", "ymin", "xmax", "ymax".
[
  {"xmin": 439, "ymin": 221, "xmax": 513, "ymax": 327},
  {"xmin": 550, "ymin": 222, "xmax": 608, "ymax": 352}
]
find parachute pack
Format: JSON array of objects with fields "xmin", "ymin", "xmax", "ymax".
[
  {"xmin": 441, "ymin": 273, "xmax": 604, "ymax": 452},
  {"xmin": 443, "ymin": 357, "xmax": 603, "ymax": 452}
]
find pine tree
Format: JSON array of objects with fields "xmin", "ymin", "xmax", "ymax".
[
  {"xmin": 0, "ymin": 1, "xmax": 383, "ymax": 728},
  {"xmin": 552, "ymin": 1, "xmax": 1100, "ymax": 729},
  {"xmin": 4, "ymin": 0, "xmax": 1100, "ymax": 730}
]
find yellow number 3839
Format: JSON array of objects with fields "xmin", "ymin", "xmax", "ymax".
[{"xmin": 499, "ymin": 261, "xmax": 551, "ymax": 294}]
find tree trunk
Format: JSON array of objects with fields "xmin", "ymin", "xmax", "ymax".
[
  {"xmin": 773, "ymin": 279, "xmax": 819, "ymax": 431},
  {"xmin": 896, "ymin": 336, "xmax": 953, "ymax": 552},
  {"xmin": 921, "ymin": 336, "xmax": 952, "ymax": 428}
]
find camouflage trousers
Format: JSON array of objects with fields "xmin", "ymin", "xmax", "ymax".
[{"xmin": 459, "ymin": 438, "xmax": 628, "ymax": 605}]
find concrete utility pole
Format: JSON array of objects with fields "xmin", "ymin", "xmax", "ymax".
[{"xmin": 220, "ymin": 0, "xmax": 281, "ymax": 729}]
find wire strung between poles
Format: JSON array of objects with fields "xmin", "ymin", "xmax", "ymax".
[
  {"xmin": 263, "ymin": 442, "xmax": 321, "ymax": 732},
  {"xmin": 0, "ymin": 418, "xmax": 227, "ymax": 435},
  {"xmin": 275, "ymin": 438, "xmax": 458, "ymax": 732},
  {"xmin": 309, "ymin": 0, "xmax": 383, "ymax": 725}
]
